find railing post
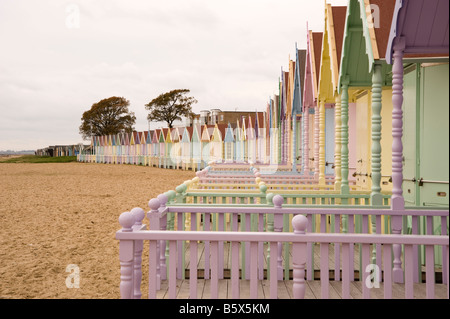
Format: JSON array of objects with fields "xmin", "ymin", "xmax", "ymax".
[
  {"xmin": 148, "ymin": 198, "xmax": 162, "ymax": 290},
  {"xmin": 259, "ymin": 184, "xmax": 267, "ymax": 205},
  {"xmin": 391, "ymin": 36, "xmax": 406, "ymax": 284},
  {"xmin": 157, "ymin": 193, "xmax": 168, "ymax": 280},
  {"xmin": 273, "ymin": 195, "xmax": 284, "ymax": 280},
  {"xmin": 118, "ymin": 211, "xmax": 135, "ymax": 299},
  {"xmin": 292, "ymin": 214, "xmax": 308, "ymax": 299},
  {"xmin": 130, "ymin": 207, "xmax": 145, "ymax": 299}
]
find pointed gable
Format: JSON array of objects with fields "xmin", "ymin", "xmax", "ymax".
[
  {"xmin": 129, "ymin": 131, "xmax": 138, "ymax": 145},
  {"xmin": 311, "ymin": 31, "xmax": 323, "ymax": 101},
  {"xmin": 171, "ymin": 127, "xmax": 182, "ymax": 142},
  {"xmin": 224, "ymin": 123, "xmax": 235, "ymax": 143},
  {"xmin": 191, "ymin": 123, "xmax": 201, "ymax": 143},
  {"xmin": 246, "ymin": 115, "xmax": 255, "ymax": 140},
  {"xmin": 152, "ymin": 130, "xmax": 159, "ymax": 143},
  {"xmin": 293, "ymin": 47, "xmax": 306, "ymax": 116},
  {"xmin": 159, "ymin": 129, "xmax": 166, "ymax": 143},
  {"xmin": 139, "ymin": 132, "xmax": 146, "ymax": 145},
  {"xmin": 213, "ymin": 123, "xmax": 227, "ymax": 142},
  {"xmin": 201, "ymin": 124, "xmax": 211, "ymax": 142},
  {"xmin": 146, "ymin": 130, "xmax": 153, "ymax": 144},
  {"xmin": 235, "ymin": 119, "xmax": 242, "ymax": 141},
  {"xmin": 162, "ymin": 128, "xmax": 171, "ymax": 143},
  {"xmin": 338, "ymin": 0, "xmax": 395, "ymax": 93},
  {"xmin": 123, "ymin": 132, "xmax": 130, "ymax": 146},
  {"xmin": 182, "ymin": 126, "xmax": 193, "ymax": 143},
  {"xmin": 303, "ymin": 27, "xmax": 315, "ymax": 111},
  {"xmin": 319, "ymin": 5, "xmax": 348, "ymax": 103}
]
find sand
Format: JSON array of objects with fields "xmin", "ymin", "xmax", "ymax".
[{"xmin": 0, "ymin": 162, "xmax": 195, "ymax": 299}]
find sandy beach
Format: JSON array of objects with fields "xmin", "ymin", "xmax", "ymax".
[{"xmin": 0, "ymin": 162, "xmax": 195, "ymax": 299}]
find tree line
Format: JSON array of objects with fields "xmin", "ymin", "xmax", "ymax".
[{"xmin": 79, "ymin": 89, "xmax": 197, "ymax": 140}]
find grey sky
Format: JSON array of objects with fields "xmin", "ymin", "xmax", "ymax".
[{"xmin": 0, "ymin": 0, "xmax": 347, "ymax": 151}]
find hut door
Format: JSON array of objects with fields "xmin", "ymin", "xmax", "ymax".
[
  {"xmin": 325, "ymin": 107, "xmax": 335, "ymax": 175},
  {"xmin": 356, "ymin": 92, "xmax": 371, "ymax": 190},
  {"xmin": 419, "ymin": 63, "xmax": 449, "ymax": 207}
]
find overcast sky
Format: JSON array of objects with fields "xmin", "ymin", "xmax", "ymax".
[{"xmin": 0, "ymin": 0, "xmax": 347, "ymax": 151}]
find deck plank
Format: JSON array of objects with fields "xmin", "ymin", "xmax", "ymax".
[
  {"xmin": 151, "ymin": 238, "xmax": 447, "ymax": 300},
  {"xmin": 151, "ymin": 280, "xmax": 448, "ymax": 299}
]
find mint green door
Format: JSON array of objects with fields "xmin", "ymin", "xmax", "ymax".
[
  {"xmin": 419, "ymin": 64, "xmax": 449, "ymax": 207},
  {"xmin": 419, "ymin": 63, "xmax": 449, "ymax": 266}
]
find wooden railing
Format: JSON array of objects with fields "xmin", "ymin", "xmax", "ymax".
[{"xmin": 117, "ymin": 211, "xmax": 449, "ymax": 299}]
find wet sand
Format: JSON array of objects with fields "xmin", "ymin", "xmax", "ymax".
[{"xmin": 0, "ymin": 162, "xmax": 194, "ymax": 299}]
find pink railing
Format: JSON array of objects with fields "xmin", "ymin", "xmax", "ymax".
[
  {"xmin": 117, "ymin": 212, "xmax": 449, "ymax": 299},
  {"xmin": 116, "ymin": 197, "xmax": 449, "ymax": 299}
]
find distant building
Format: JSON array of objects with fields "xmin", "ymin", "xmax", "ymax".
[
  {"xmin": 187, "ymin": 109, "xmax": 265, "ymax": 127},
  {"xmin": 36, "ymin": 144, "xmax": 89, "ymax": 157}
]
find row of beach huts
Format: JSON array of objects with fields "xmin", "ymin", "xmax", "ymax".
[
  {"xmin": 79, "ymin": 0, "xmax": 449, "ymax": 207},
  {"xmin": 111, "ymin": 0, "xmax": 449, "ymax": 299}
]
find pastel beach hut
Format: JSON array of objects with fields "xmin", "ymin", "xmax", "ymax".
[
  {"xmin": 302, "ymin": 28, "xmax": 323, "ymax": 176},
  {"xmin": 111, "ymin": 134, "xmax": 118, "ymax": 164},
  {"xmin": 181, "ymin": 126, "xmax": 193, "ymax": 170},
  {"xmin": 254, "ymin": 112, "xmax": 266, "ymax": 164},
  {"xmin": 240, "ymin": 116, "xmax": 249, "ymax": 163},
  {"xmin": 291, "ymin": 46, "xmax": 306, "ymax": 172},
  {"xmin": 245, "ymin": 115, "xmax": 256, "ymax": 164},
  {"xmin": 138, "ymin": 131, "xmax": 146, "ymax": 165},
  {"xmin": 279, "ymin": 70, "xmax": 289, "ymax": 166},
  {"xmin": 171, "ymin": 127, "xmax": 183, "ymax": 169},
  {"xmin": 191, "ymin": 121, "xmax": 202, "ymax": 171},
  {"xmin": 100, "ymin": 135, "xmax": 106, "ymax": 163},
  {"xmin": 130, "ymin": 131, "xmax": 140, "ymax": 165},
  {"xmin": 156, "ymin": 129, "xmax": 166, "ymax": 168},
  {"xmin": 95, "ymin": 136, "xmax": 101, "ymax": 163},
  {"xmin": 317, "ymin": 4, "xmax": 347, "ymax": 184},
  {"xmin": 162, "ymin": 128, "xmax": 172, "ymax": 168},
  {"xmin": 116, "ymin": 133, "xmax": 124, "ymax": 164},
  {"xmin": 385, "ymin": 0, "xmax": 449, "ymax": 274},
  {"xmin": 200, "ymin": 124, "xmax": 212, "ymax": 167},
  {"xmin": 386, "ymin": 0, "xmax": 449, "ymax": 209},
  {"xmin": 122, "ymin": 132, "xmax": 130, "ymax": 164},
  {"xmin": 210, "ymin": 123, "xmax": 227, "ymax": 163},
  {"xmin": 265, "ymin": 102, "xmax": 272, "ymax": 164},
  {"xmin": 91, "ymin": 136, "xmax": 98, "ymax": 163},
  {"xmin": 145, "ymin": 130, "xmax": 152, "ymax": 166},
  {"xmin": 150, "ymin": 129, "xmax": 159, "ymax": 167},
  {"xmin": 155, "ymin": 129, "xmax": 164, "ymax": 167},
  {"xmin": 223, "ymin": 123, "xmax": 236, "ymax": 163},
  {"xmin": 268, "ymin": 96, "xmax": 280, "ymax": 165},
  {"xmin": 234, "ymin": 119, "xmax": 244, "ymax": 163}
]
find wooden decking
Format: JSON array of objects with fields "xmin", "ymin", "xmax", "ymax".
[
  {"xmin": 155, "ymin": 279, "xmax": 448, "ymax": 299},
  {"xmin": 148, "ymin": 241, "xmax": 448, "ymax": 299}
]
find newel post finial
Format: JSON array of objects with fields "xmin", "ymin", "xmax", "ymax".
[
  {"xmin": 130, "ymin": 207, "xmax": 145, "ymax": 228},
  {"xmin": 119, "ymin": 212, "xmax": 135, "ymax": 232},
  {"xmin": 292, "ymin": 215, "xmax": 308, "ymax": 234},
  {"xmin": 272, "ymin": 195, "xmax": 284, "ymax": 208},
  {"xmin": 148, "ymin": 198, "xmax": 161, "ymax": 231},
  {"xmin": 157, "ymin": 193, "xmax": 168, "ymax": 208},
  {"xmin": 266, "ymin": 193, "xmax": 275, "ymax": 207}
]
